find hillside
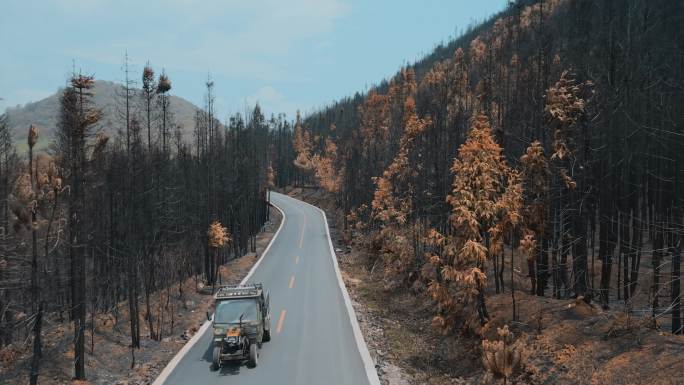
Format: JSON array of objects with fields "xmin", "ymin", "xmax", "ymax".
[
  {"xmin": 3, "ymin": 80, "xmax": 200, "ymax": 150},
  {"xmin": 286, "ymin": 0, "xmax": 684, "ymax": 383}
]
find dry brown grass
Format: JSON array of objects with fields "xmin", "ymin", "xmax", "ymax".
[{"xmin": 289, "ymin": 187, "xmax": 684, "ymax": 385}]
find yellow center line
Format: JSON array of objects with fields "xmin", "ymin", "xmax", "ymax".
[
  {"xmin": 276, "ymin": 310, "xmax": 286, "ymax": 334},
  {"xmin": 299, "ymin": 215, "xmax": 306, "ymax": 248},
  {"xmin": 288, "ymin": 275, "xmax": 295, "ymax": 289},
  {"xmin": 294, "ymin": 255, "xmax": 300, "ymax": 264}
]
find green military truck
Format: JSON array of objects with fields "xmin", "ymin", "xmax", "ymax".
[{"xmin": 208, "ymin": 284, "xmax": 271, "ymax": 370}]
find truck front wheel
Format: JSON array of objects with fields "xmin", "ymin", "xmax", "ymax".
[
  {"xmin": 248, "ymin": 344, "xmax": 258, "ymax": 368},
  {"xmin": 211, "ymin": 346, "xmax": 221, "ymax": 371}
]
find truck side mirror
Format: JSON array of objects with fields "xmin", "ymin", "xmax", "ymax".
[{"xmin": 206, "ymin": 311, "xmax": 212, "ymax": 321}]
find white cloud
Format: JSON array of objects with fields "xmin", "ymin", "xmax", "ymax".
[
  {"xmin": 4, "ymin": 0, "xmax": 350, "ymax": 114},
  {"xmin": 56, "ymin": 0, "xmax": 350, "ymax": 82}
]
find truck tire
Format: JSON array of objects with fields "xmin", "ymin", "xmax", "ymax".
[
  {"xmin": 211, "ymin": 346, "xmax": 221, "ymax": 371},
  {"xmin": 248, "ymin": 344, "xmax": 258, "ymax": 368},
  {"xmin": 263, "ymin": 329, "xmax": 271, "ymax": 342}
]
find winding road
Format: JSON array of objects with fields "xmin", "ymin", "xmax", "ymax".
[{"xmin": 153, "ymin": 192, "xmax": 380, "ymax": 385}]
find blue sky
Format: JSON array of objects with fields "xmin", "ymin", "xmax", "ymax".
[{"xmin": 0, "ymin": 0, "xmax": 506, "ymax": 120}]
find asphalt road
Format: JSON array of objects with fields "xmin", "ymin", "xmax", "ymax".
[{"xmin": 155, "ymin": 192, "xmax": 378, "ymax": 385}]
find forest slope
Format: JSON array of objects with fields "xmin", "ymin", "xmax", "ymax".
[{"xmin": 281, "ymin": 0, "xmax": 684, "ymax": 382}]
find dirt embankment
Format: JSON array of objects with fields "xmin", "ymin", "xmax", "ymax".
[
  {"xmin": 285, "ymin": 186, "xmax": 684, "ymax": 385},
  {"xmin": 0, "ymin": 206, "xmax": 282, "ymax": 385}
]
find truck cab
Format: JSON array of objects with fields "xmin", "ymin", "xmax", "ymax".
[{"xmin": 209, "ymin": 284, "xmax": 271, "ymax": 369}]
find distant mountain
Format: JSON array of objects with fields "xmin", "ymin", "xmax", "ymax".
[{"xmin": 4, "ymin": 80, "xmax": 200, "ymax": 151}]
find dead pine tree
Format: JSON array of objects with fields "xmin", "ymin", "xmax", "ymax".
[
  {"xmin": 157, "ymin": 72, "xmax": 172, "ymax": 156},
  {"xmin": 58, "ymin": 74, "xmax": 102, "ymax": 380},
  {"xmin": 0, "ymin": 114, "xmax": 12, "ymax": 233},
  {"xmin": 671, "ymin": 207, "xmax": 682, "ymax": 334},
  {"xmin": 119, "ymin": 55, "xmax": 142, "ymax": 351},
  {"xmin": 27, "ymin": 125, "xmax": 43, "ymax": 385},
  {"xmin": 544, "ymin": 70, "xmax": 592, "ymax": 300},
  {"xmin": 520, "ymin": 141, "xmax": 551, "ymax": 296},
  {"xmin": 28, "ymin": 125, "xmax": 39, "ymax": 314},
  {"xmin": 141, "ymin": 64, "xmax": 156, "ymax": 154}
]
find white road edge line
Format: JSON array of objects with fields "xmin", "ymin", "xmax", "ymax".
[
  {"xmin": 288, "ymin": 194, "xmax": 381, "ymax": 385},
  {"xmin": 152, "ymin": 197, "xmax": 286, "ymax": 385}
]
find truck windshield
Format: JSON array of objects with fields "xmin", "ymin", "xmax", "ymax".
[{"xmin": 214, "ymin": 298, "xmax": 258, "ymax": 324}]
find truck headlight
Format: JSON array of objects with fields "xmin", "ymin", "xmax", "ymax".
[{"xmin": 213, "ymin": 328, "xmax": 225, "ymax": 336}]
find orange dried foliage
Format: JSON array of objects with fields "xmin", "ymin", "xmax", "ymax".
[
  {"xmin": 92, "ymin": 132, "xmax": 109, "ymax": 158},
  {"xmin": 520, "ymin": 140, "xmax": 550, "ymax": 235},
  {"xmin": 208, "ymin": 220, "xmax": 230, "ymax": 248},
  {"xmin": 519, "ymin": 0, "xmax": 562, "ymax": 30},
  {"xmin": 71, "ymin": 74, "xmax": 95, "ymax": 90},
  {"xmin": 371, "ymin": 96, "xmax": 430, "ymax": 226},
  {"xmin": 519, "ymin": 232, "xmax": 538, "ymax": 262},
  {"xmin": 28, "ymin": 125, "xmax": 39, "ymax": 148},
  {"xmin": 293, "ymin": 111, "xmax": 314, "ymax": 171},
  {"xmin": 142, "ymin": 66, "xmax": 154, "ymax": 85},
  {"xmin": 510, "ymin": 53, "xmax": 520, "ymax": 67},
  {"xmin": 482, "ymin": 325, "xmax": 527, "ymax": 381},
  {"xmin": 157, "ymin": 73, "xmax": 172, "ymax": 94},
  {"xmin": 267, "ymin": 163, "xmax": 276, "ymax": 188},
  {"xmin": 312, "ymin": 137, "xmax": 343, "ymax": 193},
  {"xmin": 470, "ymin": 37, "xmax": 487, "ymax": 64},
  {"xmin": 346, "ymin": 204, "xmax": 369, "ymax": 234},
  {"xmin": 446, "ymin": 48, "xmax": 470, "ymax": 122},
  {"xmin": 544, "ymin": 70, "xmax": 592, "ymax": 201},
  {"xmin": 0, "ymin": 346, "xmax": 22, "ymax": 368},
  {"xmin": 358, "ymin": 90, "xmax": 390, "ymax": 159},
  {"xmin": 560, "ymin": 168, "xmax": 577, "ymax": 189},
  {"xmin": 369, "ymin": 95, "xmax": 431, "ymax": 283},
  {"xmin": 401, "ymin": 67, "xmax": 418, "ymax": 97},
  {"xmin": 545, "ymin": 70, "xmax": 591, "ymax": 161},
  {"xmin": 426, "ymin": 113, "xmax": 522, "ymax": 333},
  {"xmin": 12, "ymin": 155, "xmax": 63, "ymax": 233}
]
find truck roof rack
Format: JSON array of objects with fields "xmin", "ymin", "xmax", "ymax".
[{"xmin": 214, "ymin": 283, "xmax": 263, "ymax": 300}]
